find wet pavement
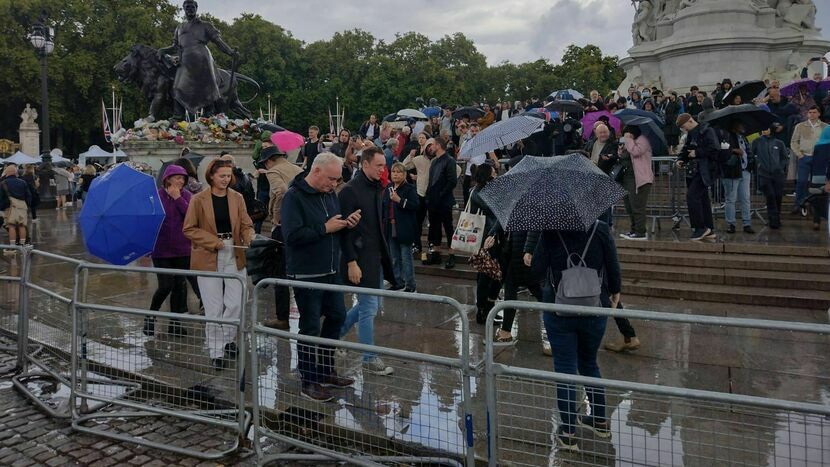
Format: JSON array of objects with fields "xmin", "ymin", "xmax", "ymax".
[{"xmin": 0, "ymin": 207, "xmax": 827, "ymax": 465}]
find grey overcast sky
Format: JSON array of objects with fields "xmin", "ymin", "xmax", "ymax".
[{"xmin": 182, "ymin": 0, "xmax": 830, "ymax": 65}]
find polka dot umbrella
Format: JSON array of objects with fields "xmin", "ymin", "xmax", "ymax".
[{"xmin": 477, "ymin": 154, "xmax": 627, "ymax": 232}]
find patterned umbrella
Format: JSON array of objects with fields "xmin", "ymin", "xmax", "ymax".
[
  {"xmin": 478, "ymin": 155, "xmax": 627, "ymax": 232},
  {"xmin": 459, "ymin": 115, "xmax": 545, "ymax": 159}
]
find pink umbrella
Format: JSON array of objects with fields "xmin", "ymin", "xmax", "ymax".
[
  {"xmin": 270, "ymin": 131, "xmax": 305, "ymax": 153},
  {"xmin": 581, "ymin": 111, "xmax": 622, "ymax": 141}
]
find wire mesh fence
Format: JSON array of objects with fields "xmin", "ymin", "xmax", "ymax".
[
  {"xmin": 69, "ymin": 263, "xmax": 249, "ymax": 460},
  {"xmin": 485, "ymin": 300, "xmax": 830, "ymax": 467},
  {"xmin": 0, "ymin": 245, "xmax": 24, "ymax": 341},
  {"xmin": 251, "ymin": 278, "xmax": 473, "ymax": 467}
]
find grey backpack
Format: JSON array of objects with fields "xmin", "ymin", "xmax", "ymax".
[{"xmin": 554, "ymin": 222, "xmax": 603, "ymax": 308}]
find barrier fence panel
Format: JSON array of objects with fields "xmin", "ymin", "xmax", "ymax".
[
  {"xmin": 69, "ymin": 263, "xmax": 250, "ymax": 460},
  {"xmin": 0, "ymin": 245, "xmax": 26, "ymax": 374},
  {"xmin": 485, "ymin": 301, "xmax": 830, "ymax": 467},
  {"xmin": 10, "ymin": 248, "xmax": 108, "ymax": 417},
  {"xmin": 251, "ymin": 278, "xmax": 474, "ymax": 467}
]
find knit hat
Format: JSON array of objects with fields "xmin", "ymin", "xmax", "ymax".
[
  {"xmin": 676, "ymin": 113, "xmax": 693, "ymax": 127},
  {"xmin": 162, "ymin": 164, "xmax": 188, "ymax": 182}
]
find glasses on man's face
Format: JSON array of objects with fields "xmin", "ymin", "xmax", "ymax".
[{"xmin": 770, "ymin": 86, "xmax": 779, "ymax": 89}]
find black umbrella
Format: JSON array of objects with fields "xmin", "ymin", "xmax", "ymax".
[
  {"xmin": 452, "ymin": 106, "xmax": 485, "ymax": 120},
  {"xmin": 156, "ymin": 153, "xmax": 204, "ymax": 187},
  {"xmin": 722, "ymin": 80, "xmax": 767, "ymax": 106},
  {"xmin": 478, "ymin": 154, "xmax": 627, "ymax": 232},
  {"xmin": 245, "ymin": 234, "xmax": 281, "ymax": 285},
  {"xmin": 544, "ymin": 99, "xmax": 584, "ymax": 114},
  {"xmin": 257, "ymin": 122, "xmax": 286, "ymax": 133},
  {"xmin": 619, "ymin": 116, "xmax": 669, "ymax": 156},
  {"xmin": 705, "ymin": 104, "xmax": 779, "ymax": 135},
  {"xmin": 614, "ymin": 108, "xmax": 665, "ymax": 126}
]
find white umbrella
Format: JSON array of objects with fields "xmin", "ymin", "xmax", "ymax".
[
  {"xmin": 459, "ymin": 115, "xmax": 545, "ymax": 159},
  {"xmin": 397, "ymin": 108, "xmax": 428, "ymax": 120},
  {"xmin": 4, "ymin": 151, "xmax": 40, "ymax": 165}
]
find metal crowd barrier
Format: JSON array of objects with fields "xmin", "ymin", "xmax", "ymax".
[
  {"xmin": 484, "ymin": 300, "xmax": 830, "ymax": 467},
  {"xmin": 250, "ymin": 278, "xmax": 474, "ymax": 467},
  {"xmin": 9, "ymin": 248, "xmax": 128, "ymax": 418},
  {"xmin": 69, "ymin": 262, "xmax": 250, "ymax": 460},
  {"xmin": 0, "ymin": 245, "xmax": 26, "ymax": 374}
]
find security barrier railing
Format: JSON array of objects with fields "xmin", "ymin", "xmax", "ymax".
[
  {"xmin": 250, "ymin": 277, "xmax": 474, "ymax": 467},
  {"xmin": 69, "ymin": 262, "xmax": 250, "ymax": 460},
  {"xmin": 484, "ymin": 300, "xmax": 830, "ymax": 467},
  {"xmin": 1, "ymin": 245, "xmax": 829, "ymax": 466}
]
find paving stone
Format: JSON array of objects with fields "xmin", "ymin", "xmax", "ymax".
[
  {"xmin": 89, "ymin": 458, "xmax": 118, "ymax": 467},
  {"xmin": 128, "ymin": 455, "xmax": 152, "ymax": 465},
  {"xmin": 78, "ymin": 451, "xmax": 103, "ymax": 463},
  {"xmin": 45, "ymin": 456, "xmax": 72, "ymax": 467}
]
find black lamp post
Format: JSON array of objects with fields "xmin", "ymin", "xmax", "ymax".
[{"xmin": 28, "ymin": 12, "xmax": 55, "ymax": 202}]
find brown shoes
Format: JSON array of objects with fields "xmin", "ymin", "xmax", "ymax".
[{"xmin": 604, "ymin": 337, "xmax": 641, "ymax": 353}]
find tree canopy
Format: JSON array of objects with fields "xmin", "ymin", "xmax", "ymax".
[{"xmin": 0, "ymin": 1, "xmax": 625, "ymax": 155}]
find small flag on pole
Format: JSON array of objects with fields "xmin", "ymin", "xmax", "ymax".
[{"xmin": 102, "ymin": 99, "xmax": 112, "ymax": 142}]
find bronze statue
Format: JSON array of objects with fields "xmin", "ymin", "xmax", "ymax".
[
  {"xmin": 114, "ymin": 0, "xmax": 259, "ymax": 120},
  {"xmin": 157, "ymin": 0, "xmax": 239, "ymax": 117}
]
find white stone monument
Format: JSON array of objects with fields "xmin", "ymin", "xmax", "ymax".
[
  {"xmin": 620, "ymin": 0, "xmax": 830, "ymax": 93},
  {"xmin": 18, "ymin": 103, "xmax": 40, "ymax": 157}
]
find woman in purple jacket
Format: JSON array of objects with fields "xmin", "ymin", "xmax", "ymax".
[{"xmin": 143, "ymin": 165, "xmax": 194, "ymax": 337}]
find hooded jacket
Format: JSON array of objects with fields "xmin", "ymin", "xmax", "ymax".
[
  {"xmin": 751, "ymin": 135, "xmax": 789, "ymax": 178},
  {"xmin": 281, "ymin": 172, "xmax": 342, "ymax": 279},
  {"xmin": 153, "ymin": 165, "xmax": 192, "ymax": 258}
]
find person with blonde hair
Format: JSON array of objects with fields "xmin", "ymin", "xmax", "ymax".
[{"xmin": 1, "ymin": 164, "xmax": 32, "ymax": 249}]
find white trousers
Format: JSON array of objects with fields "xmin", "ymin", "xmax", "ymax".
[{"xmin": 198, "ymin": 240, "xmax": 243, "ymax": 359}]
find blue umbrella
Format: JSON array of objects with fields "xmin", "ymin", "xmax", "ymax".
[
  {"xmin": 422, "ymin": 106, "xmax": 442, "ymax": 118},
  {"xmin": 614, "ymin": 108, "xmax": 665, "ymax": 126},
  {"xmin": 79, "ymin": 164, "xmax": 166, "ymax": 265}
]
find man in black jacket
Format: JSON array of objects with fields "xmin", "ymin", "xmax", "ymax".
[
  {"xmin": 424, "ymin": 137, "xmax": 458, "ymax": 268},
  {"xmin": 677, "ymin": 114, "xmax": 718, "ymax": 241},
  {"xmin": 281, "ymin": 152, "xmax": 362, "ymax": 402},
  {"xmin": 338, "ymin": 147, "xmax": 397, "ymax": 376},
  {"xmin": 752, "ymin": 123, "xmax": 789, "ymax": 229}
]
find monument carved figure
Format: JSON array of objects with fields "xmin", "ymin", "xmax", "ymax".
[
  {"xmin": 114, "ymin": 0, "xmax": 260, "ymax": 120},
  {"xmin": 771, "ymin": 0, "xmax": 818, "ymax": 30},
  {"xmin": 20, "ymin": 104, "xmax": 38, "ymax": 127},
  {"xmin": 632, "ymin": 0, "xmax": 657, "ymax": 45}
]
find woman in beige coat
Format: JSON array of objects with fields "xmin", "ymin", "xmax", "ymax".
[{"xmin": 183, "ymin": 158, "xmax": 254, "ymax": 370}]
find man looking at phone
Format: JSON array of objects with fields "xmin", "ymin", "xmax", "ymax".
[
  {"xmin": 282, "ymin": 152, "xmax": 362, "ymax": 401},
  {"xmin": 338, "ymin": 147, "xmax": 397, "ymax": 376}
]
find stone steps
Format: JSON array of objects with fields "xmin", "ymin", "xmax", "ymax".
[{"xmin": 414, "ymin": 240, "xmax": 830, "ymax": 310}]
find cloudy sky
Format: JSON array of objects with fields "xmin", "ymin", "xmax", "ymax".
[{"xmin": 185, "ymin": 0, "xmax": 830, "ymax": 65}]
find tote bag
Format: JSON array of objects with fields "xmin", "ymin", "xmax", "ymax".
[{"xmin": 451, "ymin": 196, "xmax": 486, "ymax": 254}]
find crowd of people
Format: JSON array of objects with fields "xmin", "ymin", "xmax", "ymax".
[{"xmin": 4, "ymin": 65, "xmax": 829, "ymax": 451}]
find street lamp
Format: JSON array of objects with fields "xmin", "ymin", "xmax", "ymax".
[{"xmin": 28, "ymin": 12, "xmax": 55, "ymax": 202}]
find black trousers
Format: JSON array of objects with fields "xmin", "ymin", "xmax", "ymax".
[
  {"xmin": 613, "ymin": 301, "xmax": 637, "ymax": 339},
  {"xmin": 150, "ymin": 256, "xmax": 190, "ymax": 314},
  {"xmin": 476, "ymin": 273, "xmax": 503, "ymax": 313},
  {"xmin": 271, "ymin": 229, "xmax": 290, "ymax": 321},
  {"xmin": 500, "ymin": 281, "xmax": 544, "ymax": 332},
  {"xmin": 416, "ymin": 195, "xmax": 427, "ymax": 250},
  {"xmin": 758, "ymin": 175, "xmax": 784, "ymax": 227},
  {"xmin": 686, "ymin": 175, "xmax": 714, "ymax": 230},
  {"xmin": 462, "ymin": 175, "xmax": 472, "ymax": 207},
  {"xmin": 427, "ymin": 206, "xmax": 454, "ymax": 248}
]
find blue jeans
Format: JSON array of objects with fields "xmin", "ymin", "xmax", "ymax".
[
  {"xmin": 796, "ymin": 155, "xmax": 813, "ymax": 207},
  {"xmin": 543, "ymin": 311, "xmax": 608, "ymax": 435},
  {"xmin": 722, "ymin": 170, "xmax": 751, "ymax": 227},
  {"xmin": 294, "ymin": 274, "xmax": 346, "ymax": 383},
  {"xmin": 341, "ymin": 274, "xmax": 382, "ymax": 361},
  {"xmin": 389, "ymin": 239, "xmax": 416, "ymax": 290}
]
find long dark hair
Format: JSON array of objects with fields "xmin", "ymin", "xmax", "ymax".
[{"xmin": 472, "ymin": 162, "xmax": 495, "ymax": 188}]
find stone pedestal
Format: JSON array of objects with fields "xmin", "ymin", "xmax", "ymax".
[
  {"xmin": 18, "ymin": 127, "xmax": 39, "ymax": 157},
  {"xmin": 620, "ymin": 0, "xmax": 830, "ymax": 94},
  {"xmin": 121, "ymin": 140, "xmax": 257, "ymax": 186}
]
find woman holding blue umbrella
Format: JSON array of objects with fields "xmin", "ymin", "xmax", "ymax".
[
  {"xmin": 183, "ymin": 158, "xmax": 254, "ymax": 370},
  {"xmin": 143, "ymin": 165, "xmax": 196, "ymax": 338}
]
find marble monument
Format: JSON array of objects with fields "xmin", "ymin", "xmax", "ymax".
[
  {"xmin": 18, "ymin": 103, "xmax": 40, "ymax": 157},
  {"xmin": 620, "ymin": 0, "xmax": 830, "ymax": 92}
]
